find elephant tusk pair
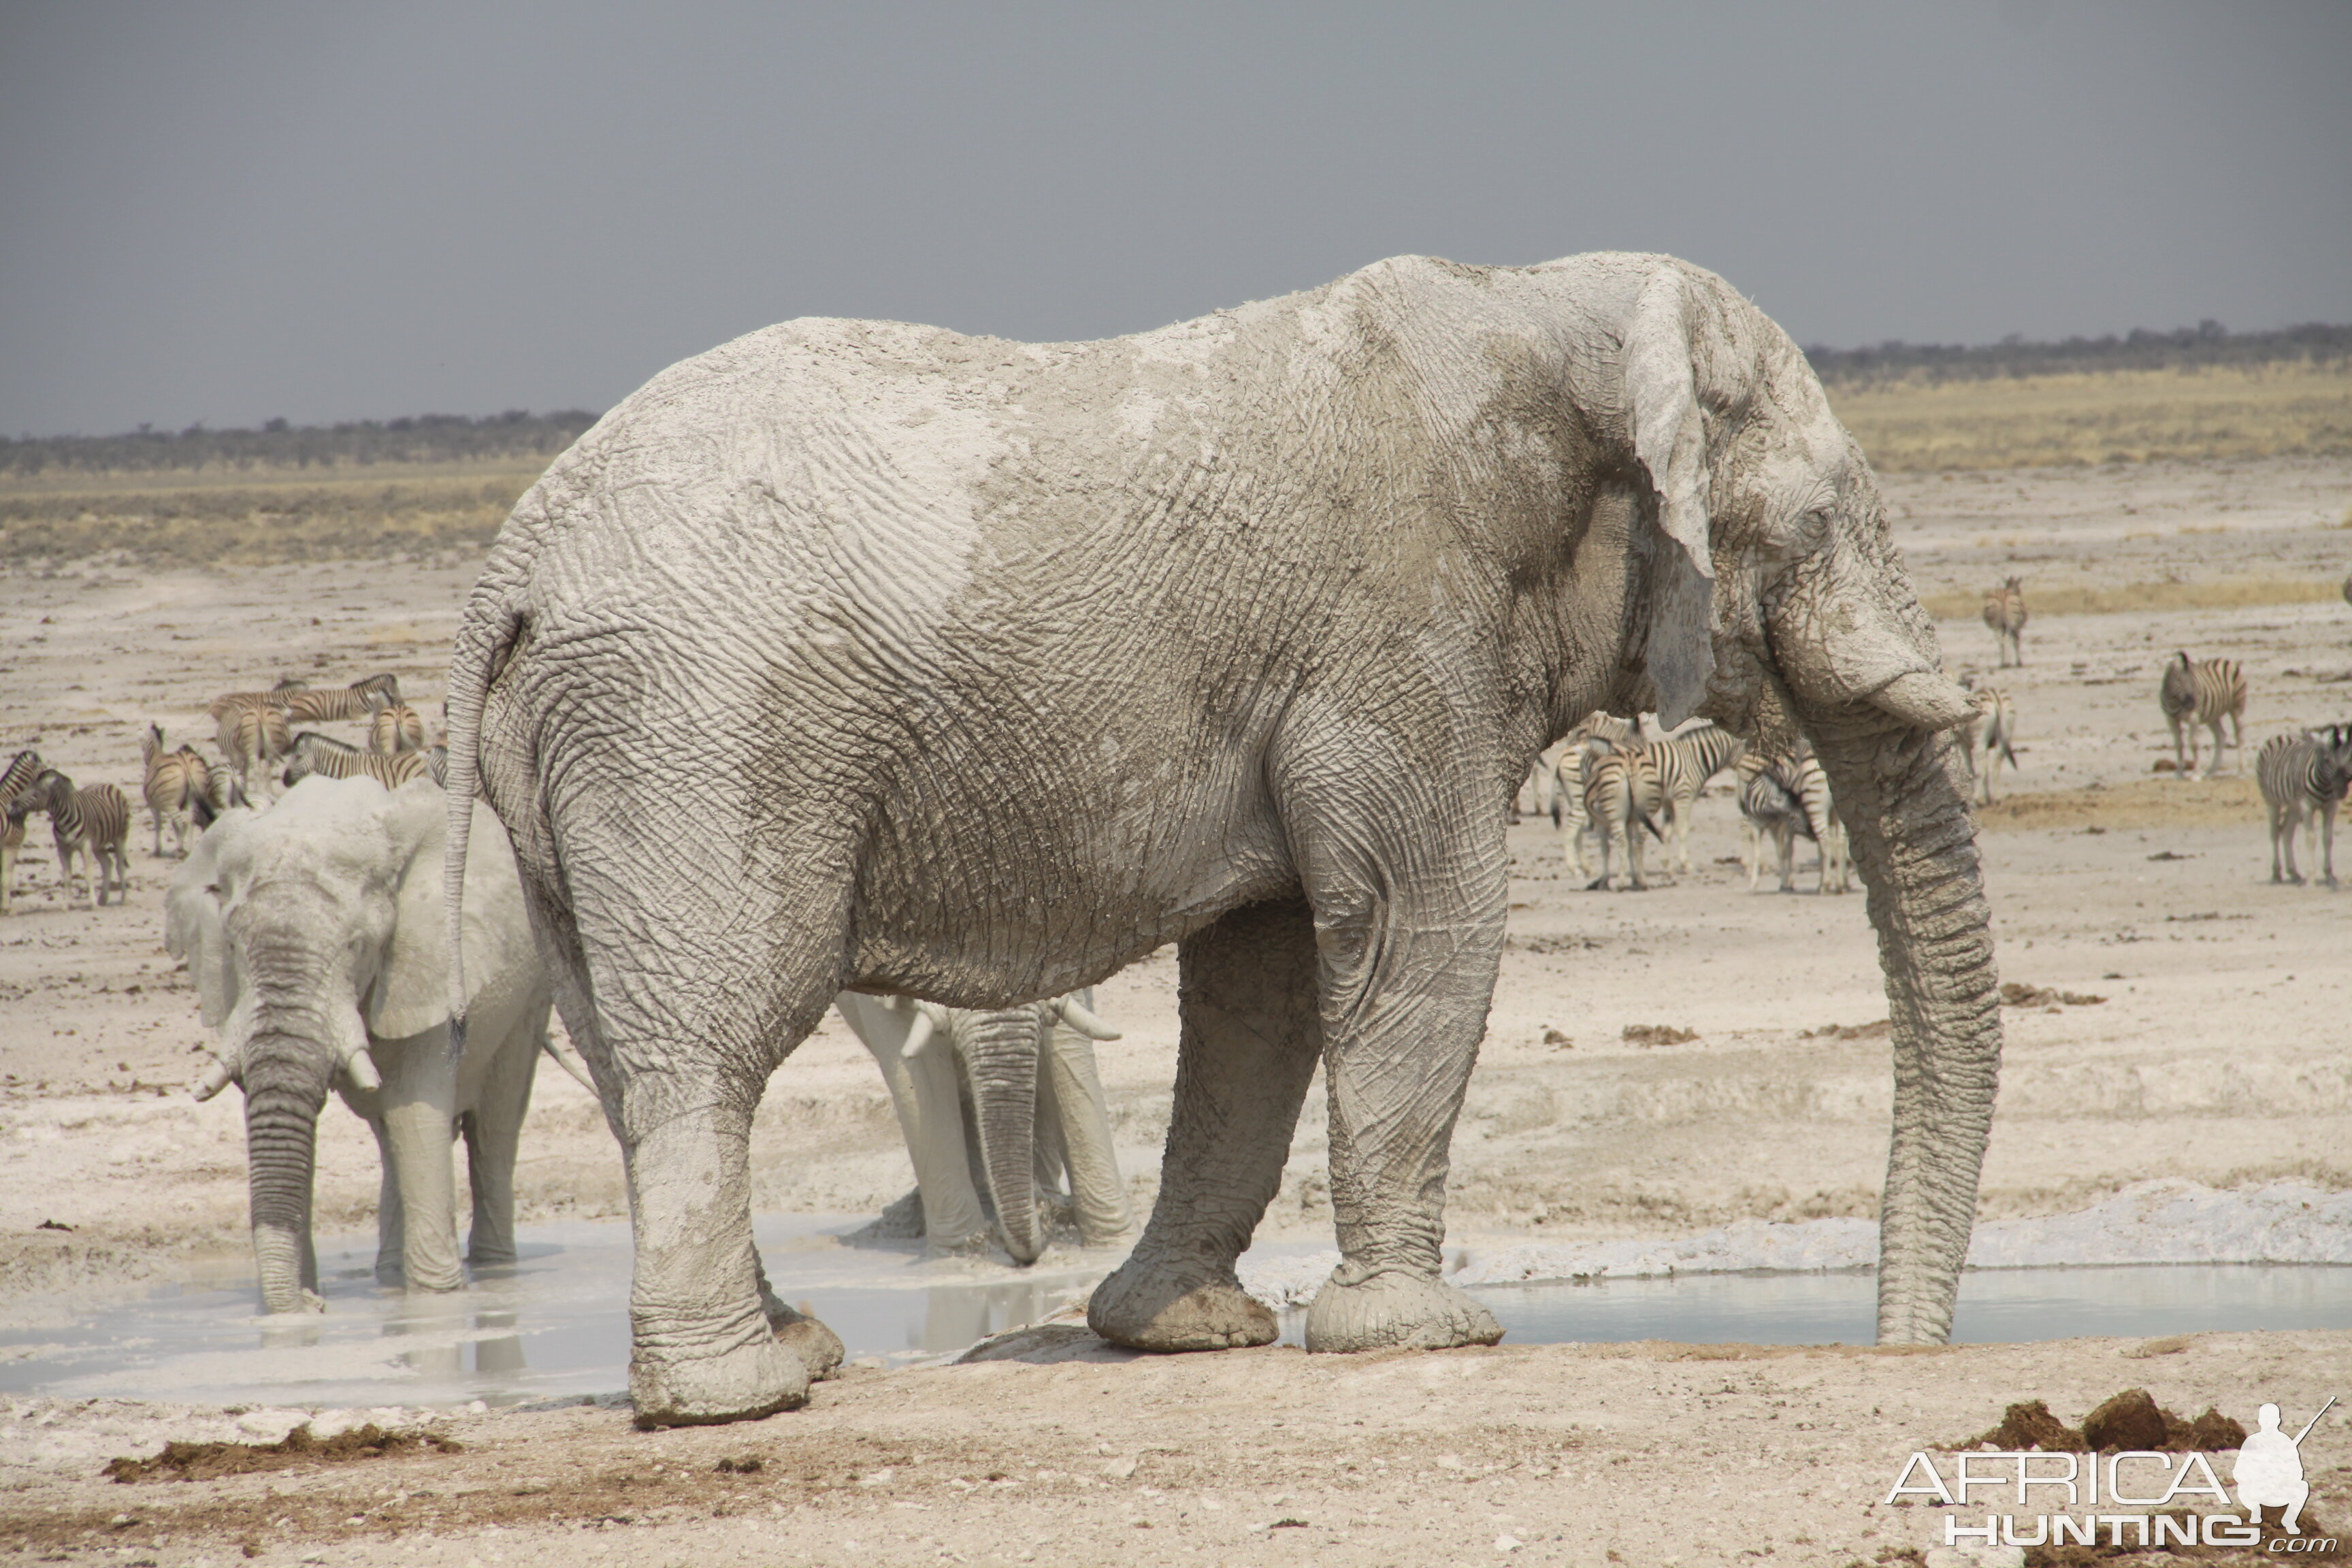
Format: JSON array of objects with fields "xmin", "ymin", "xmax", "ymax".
[{"xmin": 1052, "ymin": 995, "xmax": 1122, "ymax": 1041}]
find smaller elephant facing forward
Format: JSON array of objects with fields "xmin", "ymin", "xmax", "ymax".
[
  {"xmin": 167, "ymin": 777, "xmax": 585, "ymax": 1313},
  {"xmin": 833, "ymin": 991, "xmax": 1130, "ymax": 1264}
]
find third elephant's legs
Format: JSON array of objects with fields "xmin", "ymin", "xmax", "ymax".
[{"xmin": 1087, "ymin": 899, "xmax": 1322, "ymax": 1351}]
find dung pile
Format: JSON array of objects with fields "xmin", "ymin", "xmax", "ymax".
[
  {"xmin": 101, "ymin": 1423, "xmax": 463, "ymax": 1484},
  {"xmin": 1965, "ymin": 1388, "xmax": 2247, "ymax": 1453}
]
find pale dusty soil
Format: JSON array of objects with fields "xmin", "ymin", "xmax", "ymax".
[{"xmin": 0, "ymin": 456, "xmax": 2348, "ymax": 1564}]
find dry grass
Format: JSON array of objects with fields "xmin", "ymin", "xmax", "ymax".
[
  {"xmin": 1827, "ymin": 361, "xmax": 2352, "ymax": 472},
  {"xmin": 1920, "ymin": 576, "xmax": 2345, "ymax": 619},
  {"xmin": 1974, "ymin": 774, "xmax": 2260, "ymax": 832},
  {"xmin": 0, "ymin": 461, "xmax": 548, "ymax": 567}
]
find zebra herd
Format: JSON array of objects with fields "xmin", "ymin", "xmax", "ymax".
[
  {"xmin": 2, "ymin": 671, "xmax": 434, "ymax": 914},
  {"xmin": 1532, "ymin": 716, "xmax": 1848, "ymax": 894}
]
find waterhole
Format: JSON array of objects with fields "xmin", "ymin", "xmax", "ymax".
[{"xmin": 0, "ymin": 1218, "xmax": 2340, "ymax": 1408}]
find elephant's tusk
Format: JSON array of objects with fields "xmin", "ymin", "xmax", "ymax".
[
  {"xmin": 540, "ymin": 1034, "xmax": 597, "ymax": 1094},
  {"xmin": 340, "ymin": 1049, "xmax": 382, "ymax": 1093},
  {"xmin": 191, "ymin": 1057, "xmax": 235, "ymax": 1101},
  {"xmin": 1053, "ymin": 996, "xmax": 1122, "ymax": 1041},
  {"xmin": 900, "ymin": 1010, "xmax": 938, "ymax": 1059}
]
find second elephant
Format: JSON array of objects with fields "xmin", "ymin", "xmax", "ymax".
[{"xmin": 833, "ymin": 990, "xmax": 1130, "ymax": 1262}]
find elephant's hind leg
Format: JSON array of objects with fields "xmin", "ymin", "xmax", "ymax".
[{"xmin": 1088, "ymin": 899, "xmax": 1322, "ymax": 1352}]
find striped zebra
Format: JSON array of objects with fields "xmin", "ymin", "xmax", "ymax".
[
  {"xmin": 1645, "ymin": 721, "xmax": 1746, "ymax": 874},
  {"xmin": 368, "ymin": 701, "xmax": 427, "ymax": 755},
  {"xmin": 426, "ymin": 742, "xmax": 449, "ymax": 789},
  {"xmin": 1, "ymin": 798, "xmax": 25, "ymax": 916},
  {"xmin": 0, "ymin": 751, "xmax": 39, "ymax": 917},
  {"xmin": 2159, "ymin": 652, "xmax": 2248, "ymax": 778},
  {"xmin": 1582, "ymin": 745, "xmax": 1663, "ymax": 892},
  {"xmin": 1982, "ymin": 577, "xmax": 2027, "ymax": 668},
  {"xmin": 285, "ymin": 673, "xmax": 402, "ymax": 726},
  {"xmin": 216, "ymin": 700, "xmax": 293, "ymax": 802},
  {"xmin": 140, "ymin": 724, "xmax": 208, "ymax": 857},
  {"xmin": 1960, "ymin": 684, "xmax": 2020, "ymax": 805},
  {"xmin": 20, "ymin": 769, "xmax": 131, "ymax": 908},
  {"xmin": 284, "ymin": 731, "xmax": 434, "ymax": 789},
  {"xmin": 2255, "ymin": 726, "xmax": 2352, "ymax": 887},
  {"xmin": 1739, "ymin": 751, "xmax": 1847, "ymax": 894},
  {"xmin": 1552, "ymin": 742, "xmax": 1596, "ymax": 877},
  {"xmin": 204, "ymin": 679, "xmax": 306, "ymax": 723}
]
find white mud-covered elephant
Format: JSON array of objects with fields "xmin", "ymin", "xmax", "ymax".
[
  {"xmin": 169, "ymin": 776, "xmax": 578, "ymax": 1313},
  {"xmin": 444, "ymin": 250, "xmax": 2002, "ymax": 1426},
  {"xmin": 833, "ymin": 989, "xmax": 1131, "ymax": 1261}
]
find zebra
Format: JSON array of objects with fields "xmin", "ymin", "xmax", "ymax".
[
  {"xmin": 204, "ymin": 679, "xmax": 306, "ymax": 723},
  {"xmin": 1644, "ymin": 721, "xmax": 1746, "ymax": 874},
  {"xmin": 1739, "ymin": 751, "xmax": 1847, "ymax": 894},
  {"xmin": 0, "ymin": 797, "xmax": 25, "ymax": 917},
  {"xmin": 426, "ymin": 741, "xmax": 450, "ymax": 789},
  {"xmin": 1552, "ymin": 742, "xmax": 1596, "ymax": 877},
  {"xmin": 2160, "ymin": 651, "xmax": 2248, "ymax": 778},
  {"xmin": 283, "ymin": 731, "xmax": 434, "ymax": 789},
  {"xmin": 0, "ymin": 750, "xmax": 42, "ymax": 812},
  {"xmin": 2255, "ymin": 725, "xmax": 2352, "ymax": 887},
  {"xmin": 368, "ymin": 701, "xmax": 427, "ymax": 755},
  {"xmin": 216, "ymin": 700, "xmax": 293, "ymax": 802},
  {"xmin": 140, "ymin": 724, "xmax": 208, "ymax": 857},
  {"xmin": 1959, "ymin": 683, "xmax": 2020, "ymax": 804},
  {"xmin": 1582, "ymin": 745, "xmax": 1663, "ymax": 892},
  {"xmin": 1982, "ymin": 577, "xmax": 2027, "ymax": 668},
  {"xmin": 19, "ymin": 769, "xmax": 131, "ymax": 908},
  {"xmin": 284, "ymin": 673, "xmax": 402, "ymax": 726}
]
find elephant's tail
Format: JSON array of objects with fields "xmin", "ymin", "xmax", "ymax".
[{"xmin": 443, "ymin": 544, "xmax": 532, "ymax": 1056}]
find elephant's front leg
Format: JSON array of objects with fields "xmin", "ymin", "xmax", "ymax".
[
  {"xmin": 378, "ymin": 1042, "xmax": 463, "ymax": 1294},
  {"xmin": 1088, "ymin": 899, "xmax": 1323, "ymax": 1351},
  {"xmin": 365, "ymin": 1116, "xmax": 406, "ymax": 1286},
  {"xmin": 1301, "ymin": 866, "xmax": 1505, "ymax": 1354}
]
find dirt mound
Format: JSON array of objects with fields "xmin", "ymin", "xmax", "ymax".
[
  {"xmin": 101, "ymin": 1423, "xmax": 462, "ymax": 1484},
  {"xmin": 1622, "ymin": 1025, "xmax": 1697, "ymax": 1046},
  {"xmin": 1963, "ymin": 1388, "xmax": 2247, "ymax": 1454}
]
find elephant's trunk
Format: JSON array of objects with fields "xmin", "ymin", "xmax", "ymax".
[
  {"xmin": 1763, "ymin": 479, "xmax": 2005, "ymax": 1343},
  {"xmin": 1806, "ymin": 713, "xmax": 2002, "ymax": 1344},
  {"xmin": 242, "ymin": 1039, "xmax": 329, "ymax": 1314},
  {"xmin": 958, "ymin": 1009, "xmax": 1047, "ymax": 1265}
]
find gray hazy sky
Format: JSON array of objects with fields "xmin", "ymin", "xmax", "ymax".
[{"xmin": 3, "ymin": 1, "xmax": 2347, "ymax": 437}]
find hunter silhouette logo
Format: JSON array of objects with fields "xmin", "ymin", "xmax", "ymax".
[
  {"xmin": 2239, "ymin": 1397, "xmax": 2333, "ymax": 1535},
  {"xmin": 1885, "ymin": 1394, "xmax": 2339, "ymax": 1554}
]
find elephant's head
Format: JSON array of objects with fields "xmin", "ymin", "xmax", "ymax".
[
  {"xmin": 167, "ymin": 777, "xmax": 451, "ymax": 1312},
  {"xmin": 892, "ymin": 992, "xmax": 1122, "ymax": 1264},
  {"xmin": 1572, "ymin": 257, "xmax": 2000, "ymax": 1343}
]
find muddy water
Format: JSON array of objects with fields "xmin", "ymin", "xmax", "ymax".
[{"xmin": 1, "ymin": 1216, "xmax": 2342, "ymax": 1409}]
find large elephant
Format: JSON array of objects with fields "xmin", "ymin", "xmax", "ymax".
[
  {"xmin": 168, "ymin": 776, "xmax": 573, "ymax": 1312},
  {"xmin": 832, "ymin": 989, "xmax": 1131, "ymax": 1262},
  {"xmin": 444, "ymin": 250, "xmax": 2001, "ymax": 1426}
]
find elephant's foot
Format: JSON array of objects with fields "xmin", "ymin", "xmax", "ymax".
[
  {"xmin": 1087, "ymin": 1255, "xmax": 1276, "ymax": 1352},
  {"xmin": 1303, "ymin": 1264, "xmax": 1502, "ymax": 1354},
  {"xmin": 760, "ymin": 1296, "xmax": 845, "ymax": 1382},
  {"xmin": 630, "ymin": 1323, "xmax": 809, "ymax": 1428}
]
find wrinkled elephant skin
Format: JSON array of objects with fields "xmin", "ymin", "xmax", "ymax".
[{"xmin": 445, "ymin": 251, "xmax": 2002, "ymax": 1424}]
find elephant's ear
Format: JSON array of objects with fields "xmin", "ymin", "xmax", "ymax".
[
  {"xmin": 1624, "ymin": 267, "xmax": 1716, "ymax": 728},
  {"xmin": 368, "ymin": 782, "xmax": 451, "ymax": 1041},
  {"xmin": 166, "ymin": 813, "xmax": 245, "ymax": 1028}
]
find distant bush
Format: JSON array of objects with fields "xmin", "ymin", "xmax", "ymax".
[
  {"xmin": 1806, "ymin": 321, "xmax": 2352, "ymax": 389},
  {"xmin": 0, "ymin": 409, "xmax": 602, "ymax": 478}
]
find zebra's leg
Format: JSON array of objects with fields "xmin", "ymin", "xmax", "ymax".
[
  {"xmin": 2323, "ymin": 802, "xmax": 2340, "ymax": 890},
  {"xmin": 2283, "ymin": 804, "xmax": 2306, "ymax": 885},
  {"xmin": 1627, "ymin": 815, "xmax": 1648, "ymax": 892},
  {"xmin": 1776, "ymin": 823, "xmax": 1797, "ymax": 894},
  {"xmin": 148, "ymin": 800, "xmax": 163, "ymax": 859},
  {"xmin": 2270, "ymin": 801, "xmax": 2287, "ymax": 883}
]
